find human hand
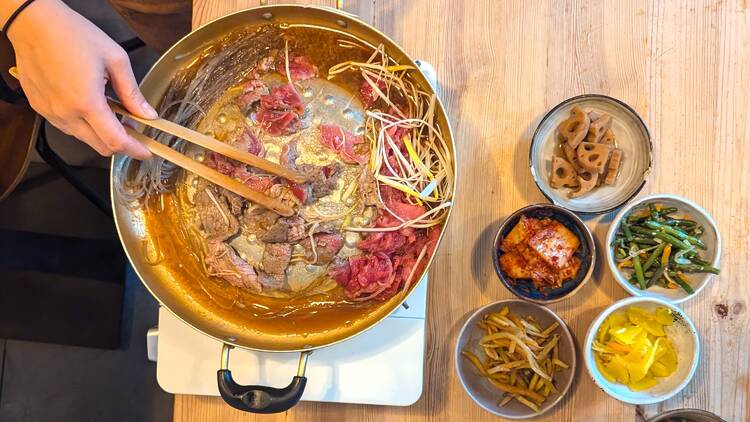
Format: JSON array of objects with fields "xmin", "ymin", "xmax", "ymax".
[{"xmin": 5, "ymin": 0, "xmax": 155, "ymax": 159}]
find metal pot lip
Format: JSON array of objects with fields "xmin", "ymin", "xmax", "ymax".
[{"xmin": 110, "ymin": 5, "xmax": 458, "ymax": 353}]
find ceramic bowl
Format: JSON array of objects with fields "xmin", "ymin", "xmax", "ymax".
[
  {"xmin": 493, "ymin": 204, "xmax": 595, "ymax": 304},
  {"xmin": 606, "ymin": 194, "xmax": 721, "ymax": 304},
  {"xmin": 530, "ymin": 94, "xmax": 652, "ymax": 215},
  {"xmin": 583, "ymin": 297, "xmax": 700, "ymax": 405},
  {"xmin": 455, "ymin": 299, "xmax": 576, "ymax": 419}
]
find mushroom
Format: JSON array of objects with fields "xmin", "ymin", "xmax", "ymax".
[
  {"xmin": 576, "ymin": 142, "xmax": 612, "ymax": 174},
  {"xmin": 604, "ymin": 148, "xmax": 623, "ymax": 185},
  {"xmin": 557, "ymin": 106, "xmax": 590, "ymax": 148},
  {"xmin": 586, "ymin": 113, "xmax": 612, "ymax": 143},
  {"xmin": 550, "ymin": 156, "xmax": 579, "ymax": 188},
  {"xmin": 568, "ymin": 171, "xmax": 599, "ymax": 198}
]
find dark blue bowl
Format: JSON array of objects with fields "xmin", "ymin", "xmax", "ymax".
[{"xmin": 492, "ymin": 203, "xmax": 595, "ymax": 304}]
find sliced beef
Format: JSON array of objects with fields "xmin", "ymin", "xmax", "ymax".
[
  {"xmin": 236, "ymin": 79, "xmax": 269, "ymax": 114},
  {"xmin": 258, "ymin": 216, "xmax": 306, "ymax": 243},
  {"xmin": 381, "ymin": 185, "xmax": 426, "ymax": 220},
  {"xmin": 341, "ymin": 252, "xmax": 394, "ymax": 299},
  {"xmin": 204, "ymin": 152, "xmax": 240, "ymax": 177},
  {"xmin": 194, "ymin": 185, "xmax": 240, "ymax": 241},
  {"xmin": 243, "ymin": 209, "xmax": 280, "ymax": 232},
  {"xmin": 334, "ymin": 209, "xmax": 442, "ymax": 301},
  {"xmin": 262, "ymin": 242, "xmax": 292, "ymax": 275},
  {"xmin": 279, "ymin": 139, "xmax": 300, "ymax": 168},
  {"xmin": 260, "ymin": 221, "xmax": 290, "ymax": 243},
  {"xmin": 231, "ymin": 126, "xmax": 265, "ymax": 156},
  {"xmin": 286, "ymin": 216, "xmax": 306, "ymax": 242},
  {"xmin": 358, "ymin": 231, "xmax": 406, "ymax": 255},
  {"xmin": 301, "ymin": 233, "xmax": 344, "ymax": 265},
  {"xmin": 319, "ymin": 124, "xmax": 369, "ymax": 164},
  {"xmin": 360, "ymin": 78, "xmax": 386, "ymax": 109},
  {"xmin": 299, "ymin": 163, "xmax": 342, "ymax": 199},
  {"xmin": 220, "ymin": 188, "xmax": 245, "ymax": 216},
  {"xmin": 257, "ymin": 271, "xmax": 286, "ymax": 290},
  {"xmin": 287, "ymin": 182, "xmax": 312, "ymax": 204},
  {"xmin": 328, "ymin": 256, "xmax": 351, "ymax": 285},
  {"xmin": 276, "ymin": 53, "xmax": 318, "ymax": 81},
  {"xmin": 204, "ymin": 126, "xmax": 266, "ymax": 185},
  {"xmin": 204, "ymin": 241, "xmax": 261, "ymax": 292},
  {"xmin": 236, "ymin": 171, "xmax": 275, "ymax": 193},
  {"xmin": 256, "ymin": 84, "xmax": 305, "ymax": 136}
]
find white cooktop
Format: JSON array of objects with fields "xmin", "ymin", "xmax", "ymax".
[{"xmin": 150, "ymin": 275, "xmax": 427, "ymax": 406}]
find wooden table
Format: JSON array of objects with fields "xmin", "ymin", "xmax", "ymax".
[{"xmin": 176, "ymin": 1, "xmax": 750, "ymax": 420}]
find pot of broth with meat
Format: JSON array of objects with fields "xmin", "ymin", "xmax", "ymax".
[{"xmin": 110, "ymin": 5, "xmax": 455, "ymax": 413}]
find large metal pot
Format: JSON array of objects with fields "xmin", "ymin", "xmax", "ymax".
[{"xmin": 111, "ymin": 4, "xmax": 455, "ymax": 414}]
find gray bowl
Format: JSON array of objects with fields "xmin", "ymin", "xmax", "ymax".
[
  {"xmin": 647, "ymin": 409, "xmax": 726, "ymax": 422},
  {"xmin": 455, "ymin": 299, "xmax": 576, "ymax": 419},
  {"xmin": 530, "ymin": 94, "xmax": 653, "ymax": 215},
  {"xmin": 492, "ymin": 203, "xmax": 595, "ymax": 304}
]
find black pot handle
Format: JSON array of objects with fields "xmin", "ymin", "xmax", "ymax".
[{"xmin": 217, "ymin": 344, "xmax": 310, "ymax": 414}]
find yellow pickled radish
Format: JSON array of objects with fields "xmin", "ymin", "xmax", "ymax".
[
  {"xmin": 626, "ymin": 338, "xmax": 661, "ymax": 382},
  {"xmin": 650, "ymin": 361, "xmax": 670, "ymax": 377},
  {"xmin": 595, "ymin": 354, "xmax": 617, "ymax": 383},
  {"xmin": 597, "ymin": 319, "xmax": 611, "ymax": 343},
  {"xmin": 592, "ymin": 306, "xmax": 678, "ymax": 392},
  {"xmin": 608, "ymin": 311, "xmax": 628, "ymax": 328},
  {"xmin": 656, "ymin": 339, "xmax": 678, "ymax": 372},
  {"xmin": 606, "ymin": 356, "xmax": 630, "ymax": 384},
  {"xmin": 629, "ymin": 376, "xmax": 658, "ymax": 391},
  {"xmin": 610, "ymin": 325, "xmax": 643, "ymax": 344},
  {"xmin": 655, "ymin": 307, "xmax": 674, "ymax": 326}
]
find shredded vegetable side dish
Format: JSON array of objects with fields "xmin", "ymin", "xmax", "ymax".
[{"xmin": 461, "ymin": 306, "xmax": 569, "ymax": 412}]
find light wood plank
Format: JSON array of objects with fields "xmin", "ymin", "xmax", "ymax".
[{"xmin": 175, "ymin": 0, "xmax": 750, "ymax": 420}]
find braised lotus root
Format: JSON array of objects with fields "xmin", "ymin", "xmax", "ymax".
[
  {"xmin": 568, "ymin": 171, "xmax": 598, "ymax": 198},
  {"xmin": 563, "ymin": 142, "xmax": 584, "ymax": 172},
  {"xmin": 550, "ymin": 156, "xmax": 579, "ymax": 188},
  {"xmin": 586, "ymin": 113, "xmax": 612, "ymax": 143},
  {"xmin": 549, "ymin": 107, "xmax": 624, "ymax": 197},
  {"xmin": 557, "ymin": 106, "xmax": 590, "ymax": 148},
  {"xmin": 577, "ymin": 142, "xmax": 612, "ymax": 174},
  {"xmin": 604, "ymin": 148, "xmax": 623, "ymax": 185},
  {"xmin": 601, "ymin": 128, "xmax": 616, "ymax": 146}
]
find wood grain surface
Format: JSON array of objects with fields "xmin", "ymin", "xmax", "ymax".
[{"xmin": 176, "ymin": 1, "xmax": 750, "ymax": 420}]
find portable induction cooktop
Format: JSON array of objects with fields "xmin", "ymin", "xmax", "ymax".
[{"xmin": 147, "ymin": 275, "xmax": 428, "ymax": 406}]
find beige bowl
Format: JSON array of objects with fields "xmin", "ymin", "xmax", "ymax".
[{"xmin": 455, "ymin": 299, "xmax": 576, "ymax": 419}]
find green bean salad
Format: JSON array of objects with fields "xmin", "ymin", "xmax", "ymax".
[{"xmin": 612, "ymin": 203, "xmax": 719, "ymax": 293}]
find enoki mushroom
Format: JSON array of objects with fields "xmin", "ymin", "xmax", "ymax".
[{"xmin": 328, "ymin": 44, "xmax": 454, "ymax": 233}]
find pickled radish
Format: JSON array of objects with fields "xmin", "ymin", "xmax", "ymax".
[{"xmin": 592, "ymin": 306, "xmax": 678, "ymax": 391}]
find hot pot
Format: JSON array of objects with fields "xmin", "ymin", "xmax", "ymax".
[{"xmin": 111, "ymin": 3, "xmax": 456, "ymax": 413}]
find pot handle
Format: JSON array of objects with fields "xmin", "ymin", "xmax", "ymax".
[
  {"xmin": 259, "ymin": 0, "xmax": 344, "ymax": 10},
  {"xmin": 217, "ymin": 344, "xmax": 310, "ymax": 413}
]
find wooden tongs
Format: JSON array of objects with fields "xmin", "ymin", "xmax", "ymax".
[{"xmin": 9, "ymin": 67, "xmax": 303, "ymax": 217}]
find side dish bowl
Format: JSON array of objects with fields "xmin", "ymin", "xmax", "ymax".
[
  {"xmin": 455, "ymin": 299, "xmax": 576, "ymax": 419},
  {"xmin": 606, "ymin": 194, "xmax": 721, "ymax": 304},
  {"xmin": 493, "ymin": 203, "xmax": 595, "ymax": 304},
  {"xmin": 583, "ymin": 297, "xmax": 700, "ymax": 405},
  {"xmin": 529, "ymin": 94, "xmax": 652, "ymax": 215}
]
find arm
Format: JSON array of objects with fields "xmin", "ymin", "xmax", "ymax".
[{"xmin": 1, "ymin": 0, "xmax": 155, "ymax": 159}]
